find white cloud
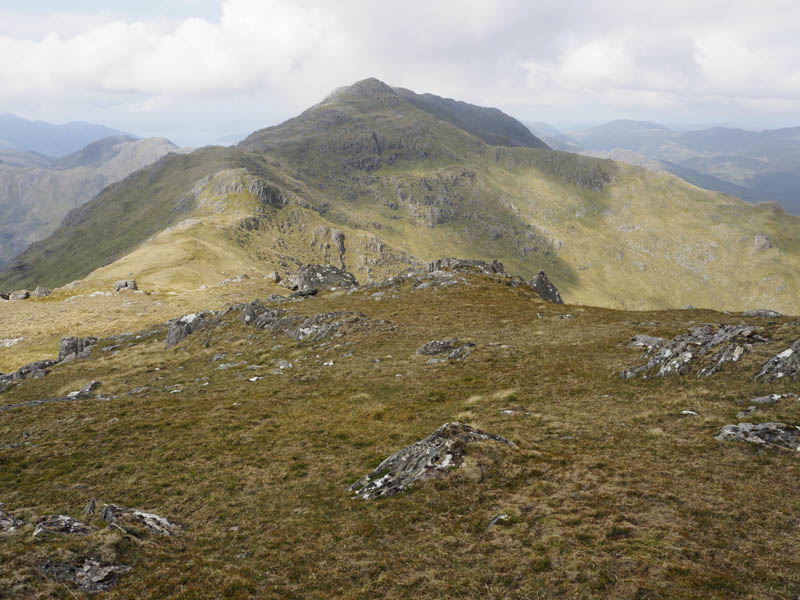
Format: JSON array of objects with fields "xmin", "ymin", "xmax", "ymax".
[{"xmin": 2, "ymin": 0, "xmax": 800, "ymax": 143}]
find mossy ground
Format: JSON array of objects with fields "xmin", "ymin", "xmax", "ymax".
[{"xmin": 1, "ymin": 275, "xmax": 800, "ymax": 599}]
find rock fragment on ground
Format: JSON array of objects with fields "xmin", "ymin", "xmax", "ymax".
[
  {"xmin": 114, "ymin": 279, "xmax": 137, "ymax": 292},
  {"xmin": 9, "ymin": 290, "xmax": 29, "ymax": 301},
  {"xmin": 40, "ymin": 558, "xmax": 132, "ymax": 593},
  {"xmin": 349, "ymin": 422, "xmax": 516, "ymax": 500},
  {"xmin": 165, "ymin": 312, "xmax": 210, "ymax": 348},
  {"xmin": 621, "ymin": 324, "xmax": 768, "ymax": 378},
  {"xmin": 530, "ymin": 270, "xmax": 563, "ymax": 304},
  {"xmin": 288, "ymin": 264, "xmax": 358, "ymax": 292},
  {"xmin": 32, "ymin": 286, "xmax": 52, "ymax": 298},
  {"xmin": 754, "ymin": 339, "xmax": 800, "ymax": 382},
  {"xmin": 743, "ymin": 308, "xmax": 782, "ymax": 318},
  {"xmin": 715, "ymin": 422, "xmax": 800, "ymax": 452},
  {"xmin": 0, "ymin": 508, "xmax": 23, "ymax": 534},
  {"xmin": 627, "ymin": 335, "xmax": 665, "ymax": 353},
  {"xmin": 101, "ymin": 504, "xmax": 180, "ymax": 536},
  {"xmin": 33, "ymin": 515, "xmax": 96, "ymax": 538},
  {"xmin": 58, "ymin": 336, "xmax": 98, "ymax": 362}
]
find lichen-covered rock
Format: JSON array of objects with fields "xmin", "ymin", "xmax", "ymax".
[
  {"xmin": 743, "ymin": 308, "xmax": 782, "ymax": 318},
  {"xmin": 715, "ymin": 422, "xmax": 800, "ymax": 451},
  {"xmin": 33, "ymin": 515, "xmax": 96, "ymax": 538},
  {"xmin": 32, "ymin": 286, "xmax": 52, "ymax": 298},
  {"xmin": 9, "ymin": 289, "xmax": 29, "ymax": 301},
  {"xmin": 288, "ymin": 264, "xmax": 358, "ymax": 291},
  {"xmin": 238, "ymin": 300, "xmax": 364, "ymax": 342},
  {"xmin": 417, "ymin": 338, "xmax": 461, "ymax": 355},
  {"xmin": 754, "ymin": 339, "xmax": 800, "ymax": 382},
  {"xmin": 349, "ymin": 422, "xmax": 516, "ymax": 500},
  {"xmin": 530, "ymin": 270, "xmax": 563, "ymax": 304},
  {"xmin": 40, "ymin": 558, "xmax": 132, "ymax": 593},
  {"xmin": 113, "ymin": 279, "xmax": 137, "ymax": 292},
  {"xmin": 427, "ymin": 258, "xmax": 505, "ymax": 275},
  {"xmin": 58, "ymin": 336, "xmax": 98, "ymax": 362},
  {"xmin": 621, "ymin": 324, "xmax": 768, "ymax": 379},
  {"xmin": 627, "ymin": 335, "xmax": 665, "ymax": 353},
  {"xmin": 100, "ymin": 504, "xmax": 180, "ymax": 536}
]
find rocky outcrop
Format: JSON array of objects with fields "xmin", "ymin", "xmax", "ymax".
[
  {"xmin": 530, "ymin": 270, "xmax": 563, "ymax": 304},
  {"xmin": 40, "ymin": 558, "xmax": 132, "ymax": 593},
  {"xmin": 349, "ymin": 422, "xmax": 516, "ymax": 500},
  {"xmin": 239, "ymin": 300, "xmax": 366, "ymax": 342},
  {"xmin": 754, "ymin": 339, "xmax": 800, "ymax": 382},
  {"xmin": 165, "ymin": 313, "xmax": 207, "ymax": 348},
  {"xmin": 0, "ymin": 359, "xmax": 58, "ymax": 393},
  {"xmin": 33, "ymin": 515, "xmax": 96, "ymax": 538},
  {"xmin": 743, "ymin": 309, "xmax": 782, "ymax": 318},
  {"xmin": 9, "ymin": 289, "xmax": 29, "ymax": 301},
  {"xmin": 416, "ymin": 338, "xmax": 475, "ymax": 361},
  {"xmin": 715, "ymin": 422, "xmax": 800, "ymax": 451},
  {"xmin": 113, "ymin": 279, "xmax": 137, "ymax": 292},
  {"xmin": 0, "ymin": 508, "xmax": 23, "ymax": 534},
  {"xmin": 100, "ymin": 504, "xmax": 180, "ymax": 536},
  {"xmin": 32, "ymin": 286, "xmax": 52, "ymax": 298},
  {"xmin": 58, "ymin": 336, "xmax": 98, "ymax": 362},
  {"xmin": 428, "ymin": 258, "xmax": 505, "ymax": 275},
  {"xmin": 627, "ymin": 335, "xmax": 665, "ymax": 352},
  {"xmin": 621, "ymin": 324, "xmax": 768, "ymax": 378},
  {"xmin": 287, "ymin": 264, "xmax": 358, "ymax": 291}
]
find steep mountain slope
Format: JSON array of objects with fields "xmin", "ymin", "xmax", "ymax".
[
  {"xmin": 0, "ymin": 136, "xmax": 185, "ymax": 266},
  {"xmin": 0, "ymin": 113, "xmax": 129, "ymax": 157},
  {"xmin": 1, "ymin": 78, "xmax": 799, "ymax": 313},
  {"xmin": 569, "ymin": 120, "xmax": 800, "ymax": 213}
]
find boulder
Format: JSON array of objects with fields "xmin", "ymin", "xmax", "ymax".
[
  {"xmin": 58, "ymin": 336, "xmax": 98, "ymax": 362},
  {"xmin": 165, "ymin": 313, "xmax": 206, "ymax": 348},
  {"xmin": 754, "ymin": 338, "xmax": 800, "ymax": 382},
  {"xmin": 8, "ymin": 290, "xmax": 29, "ymax": 301},
  {"xmin": 288, "ymin": 264, "xmax": 358, "ymax": 292},
  {"xmin": 113, "ymin": 279, "xmax": 137, "ymax": 292},
  {"xmin": 266, "ymin": 271, "xmax": 282, "ymax": 283},
  {"xmin": 0, "ymin": 508, "xmax": 23, "ymax": 534},
  {"xmin": 715, "ymin": 422, "xmax": 800, "ymax": 451},
  {"xmin": 530, "ymin": 270, "xmax": 563, "ymax": 304},
  {"xmin": 743, "ymin": 308, "xmax": 782, "ymax": 318},
  {"xmin": 427, "ymin": 258, "xmax": 505, "ymax": 275},
  {"xmin": 621, "ymin": 324, "xmax": 768, "ymax": 379},
  {"xmin": 100, "ymin": 504, "xmax": 180, "ymax": 536},
  {"xmin": 31, "ymin": 286, "xmax": 52, "ymax": 298},
  {"xmin": 40, "ymin": 558, "xmax": 132, "ymax": 593},
  {"xmin": 349, "ymin": 422, "xmax": 516, "ymax": 500}
]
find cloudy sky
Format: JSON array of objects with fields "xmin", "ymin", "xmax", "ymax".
[{"xmin": 1, "ymin": 0, "xmax": 799, "ymax": 146}]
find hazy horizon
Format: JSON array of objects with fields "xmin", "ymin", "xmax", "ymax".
[{"xmin": 2, "ymin": 1, "xmax": 800, "ymax": 146}]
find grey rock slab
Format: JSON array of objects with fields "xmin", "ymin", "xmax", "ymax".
[
  {"xmin": 8, "ymin": 290, "xmax": 29, "ymax": 301},
  {"xmin": 427, "ymin": 258, "xmax": 505, "ymax": 275},
  {"xmin": 58, "ymin": 336, "xmax": 98, "ymax": 362},
  {"xmin": 349, "ymin": 422, "xmax": 516, "ymax": 500},
  {"xmin": 715, "ymin": 422, "xmax": 800, "ymax": 452},
  {"xmin": 627, "ymin": 335, "xmax": 665, "ymax": 353},
  {"xmin": 288, "ymin": 264, "xmax": 358, "ymax": 291},
  {"xmin": 31, "ymin": 286, "xmax": 52, "ymax": 298},
  {"xmin": 0, "ymin": 508, "xmax": 23, "ymax": 534},
  {"xmin": 530, "ymin": 270, "xmax": 563, "ymax": 304},
  {"xmin": 417, "ymin": 338, "xmax": 461, "ymax": 356},
  {"xmin": 743, "ymin": 308, "xmax": 782, "ymax": 318},
  {"xmin": 754, "ymin": 338, "xmax": 800, "ymax": 382},
  {"xmin": 113, "ymin": 279, "xmax": 137, "ymax": 292},
  {"xmin": 165, "ymin": 312, "xmax": 208, "ymax": 348}
]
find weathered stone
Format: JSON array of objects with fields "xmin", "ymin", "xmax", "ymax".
[
  {"xmin": 265, "ymin": 271, "xmax": 281, "ymax": 283},
  {"xmin": 627, "ymin": 334, "xmax": 665, "ymax": 353},
  {"xmin": 754, "ymin": 339, "xmax": 800, "ymax": 382},
  {"xmin": 621, "ymin": 324, "xmax": 768, "ymax": 379},
  {"xmin": 427, "ymin": 258, "xmax": 506, "ymax": 275},
  {"xmin": 0, "ymin": 337, "xmax": 24, "ymax": 348},
  {"xmin": 530, "ymin": 270, "xmax": 563, "ymax": 304},
  {"xmin": 750, "ymin": 393, "xmax": 796, "ymax": 405},
  {"xmin": 289, "ymin": 288, "xmax": 318, "ymax": 298},
  {"xmin": 9, "ymin": 289, "xmax": 29, "ymax": 301},
  {"xmin": 349, "ymin": 422, "xmax": 516, "ymax": 500},
  {"xmin": 0, "ymin": 508, "xmax": 23, "ymax": 534},
  {"xmin": 67, "ymin": 381, "xmax": 100, "ymax": 399},
  {"xmin": 114, "ymin": 279, "xmax": 137, "ymax": 292},
  {"xmin": 753, "ymin": 233, "xmax": 774, "ymax": 252},
  {"xmin": 715, "ymin": 422, "xmax": 800, "ymax": 451},
  {"xmin": 58, "ymin": 336, "xmax": 98, "ymax": 362},
  {"xmin": 288, "ymin": 264, "xmax": 358, "ymax": 291},
  {"xmin": 40, "ymin": 558, "xmax": 132, "ymax": 593},
  {"xmin": 165, "ymin": 313, "xmax": 205, "ymax": 348},
  {"xmin": 32, "ymin": 286, "xmax": 52, "ymax": 298},
  {"xmin": 0, "ymin": 359, "xmax": 58, "ymax": 393},
  {"xmin": 417, "ymin": 338, "xmax": 461, "ymax": 355},
  {"xmin": 33, "ymin": 515, "xmax": 96, "ymax": 538},
  {"xmin": 486, "ymin": 514, "xmax": 513, "ymax": 529},
  {"xmin": 101, "ymin": 504, "xmax": 180, "ymax": 536},
  {"xmin": 238, "ymin": 301, "xmax": 365, "ymax": 342},
  {"xmin": 743, "ymin": 308, "xmax": 782, "ymax": 318}
]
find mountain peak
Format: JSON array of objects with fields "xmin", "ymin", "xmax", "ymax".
[{"xmin": 324, "ymin": 78, "xmax": 398, "ymax": 103}]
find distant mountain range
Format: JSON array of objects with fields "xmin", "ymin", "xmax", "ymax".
[
  {"xmin": 527, "ymin": 120, "xmax": 800, "ymax": 214},
  {"xmin": 0, "ymin": 113, "xmax": 130, "ymax": 157},
  {"xmin": 1, "ymin": 78, "xmax": 798, "ymax": 314},
  {"xmin": 0, "ymin": 136, "xmax": 186, "ymax": 266}
]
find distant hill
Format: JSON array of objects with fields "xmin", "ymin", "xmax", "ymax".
[
  {"xmin": 560, "ymin": 120, "xmax": 800, "ymax": 214},
  {"xmin": 0, "ymin": 113, "xmax": 130, "ymax": 157},
  {"xmin": 2, "ymin": 78, "xmax": 799, "ymax": 315},
  {"xmin": 0, "ymin": 136, "xmax": 185, "ymax": 266}
]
